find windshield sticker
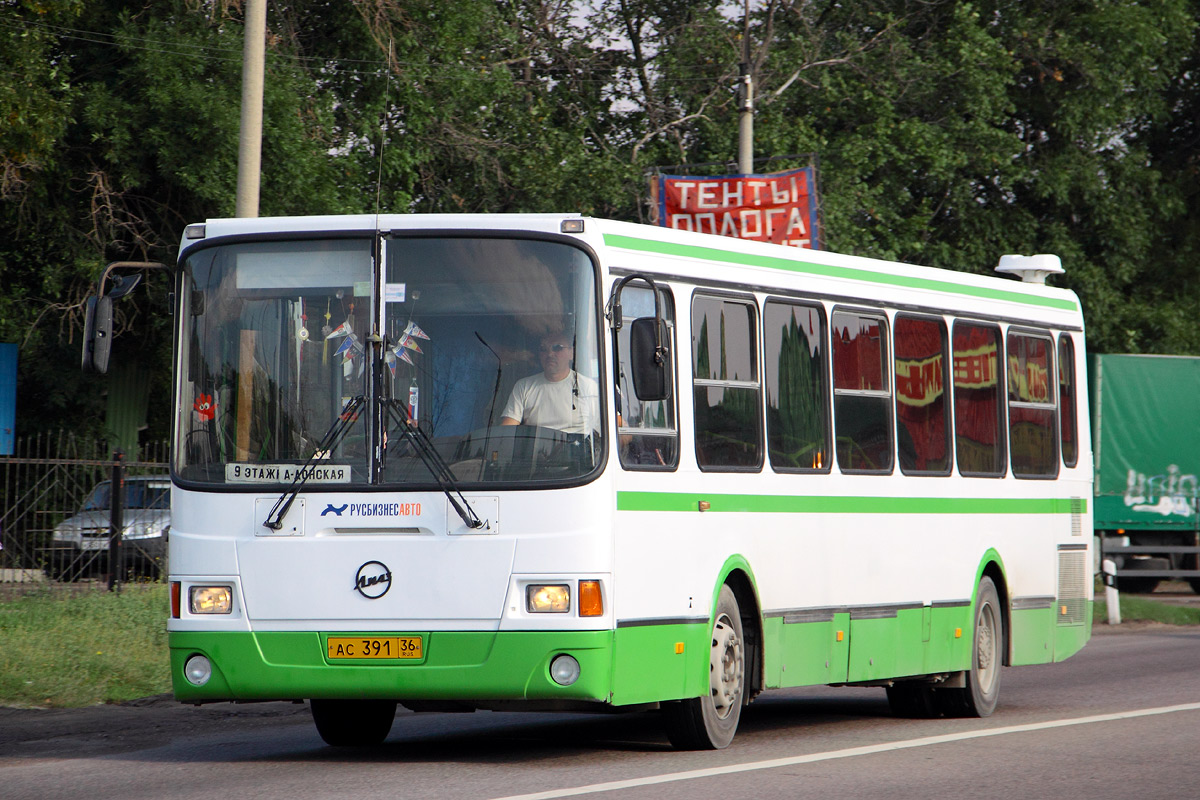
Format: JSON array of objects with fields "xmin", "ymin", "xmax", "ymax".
[
  {"xmin": 193, "ymin": 393, "xmax": 215, "ymax": 423},
  {"xmin": 225, "ymin": 464, "xmax": 351, "ymax": 484},
  {"xmin": 384, "ymin": 283, "xmax": 406, "ymax": 303}
]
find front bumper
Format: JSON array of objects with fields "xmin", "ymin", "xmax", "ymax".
[{"xmin": 170, "ymin": 629, "xmax": 615, "ymax": 704}]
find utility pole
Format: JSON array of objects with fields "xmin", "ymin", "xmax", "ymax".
[
  {"xmin": 737, "ymin": 0, "xmax": 754, "ymax": 175},
  {"xmin": 236, "ymin": 0, "xmax": 267, "ymax": 218}
]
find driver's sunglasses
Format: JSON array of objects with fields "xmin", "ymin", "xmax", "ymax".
[{"xmin": 539, "ymin": 344, "xmax": 570, "ymax": 353}]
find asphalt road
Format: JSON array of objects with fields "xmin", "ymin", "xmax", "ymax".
[{"xmin": 2, "ymin": 623, "xmax": 1198, "ymax": 800}]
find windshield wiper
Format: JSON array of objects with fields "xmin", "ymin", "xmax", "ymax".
[
  {"xmin": 262, "ymin": 395, "xmax": 365, "ymax": 530},
  {"xmin": 382, "ymin": 399, "xmax": 485, "ymax": 530}
]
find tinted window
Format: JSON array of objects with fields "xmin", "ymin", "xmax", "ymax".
[
  {"xmin": 953, "ymin": 323, "xmax": 1005, "ymax": 477},
  {"xmin": 832, "ymin": 311, "xmax": 892, "ymax": 473},
  {"xmin": 692, "ymin": 296, "xmax": 762, "ymax": 469},
  {"xmin": 764, "ymin": 301, "xmax": 830, "ymax": 472},
  {"xmin": 1007, "ymin": 332, "xmax": 1057, "ymax": 477},
  {"xmin": 895, "ymin": 315, "xmax": 950, "ymax": 475},
  {"xmin": 1058, "ymin": 335, "xmax": 1078, "ymax": 468}
]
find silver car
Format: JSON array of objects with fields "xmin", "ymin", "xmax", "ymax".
[{"xmin": 47, "ymin": 476, "xmax": 170, "ymax": 580}]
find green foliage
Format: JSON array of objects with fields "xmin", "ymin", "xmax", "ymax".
[{"xmin": 0, "ymin": 585, "xmax": 170, "ymax": 707}]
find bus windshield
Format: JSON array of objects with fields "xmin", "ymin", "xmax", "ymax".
[
  {"xmin": 175, "ymin": 234, "xmax": 604, "ymax": 487},
  {"xmin": 380, "ymin": 236, "xmax": 602, "ymax": 485}
]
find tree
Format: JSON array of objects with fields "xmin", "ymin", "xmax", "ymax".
[
  {"xmin": 3, "ymin": 0, "xmax": 1200, "ymax": 445},
  {"xmin": 0, "ymin": 0, "xmax": 372, "ymax": 445}
]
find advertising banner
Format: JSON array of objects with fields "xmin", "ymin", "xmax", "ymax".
[{"xmin": 653, "ymin": 166, "xmax": 820, "ymax": 249}]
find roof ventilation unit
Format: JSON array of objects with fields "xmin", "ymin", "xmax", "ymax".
[{"xmin": 995, "ymin": 253, "xmax": 1063, "ymax": 284}]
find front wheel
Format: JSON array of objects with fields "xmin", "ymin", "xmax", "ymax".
[
  {"xmin": 310, "ymin": 699, "xmax": 396, "ymax": 746},
  {"xmin": 662, "ymin": 584, "xmax": 745, "ymax": 749},
  {"xmin": 937, "ymin": 576, "xmax": 1003, "ymax": 717}
]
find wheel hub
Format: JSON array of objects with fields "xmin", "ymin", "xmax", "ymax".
[{"xmin": 710, "ymin": 613, "xmax": 743, "ymax": 719}]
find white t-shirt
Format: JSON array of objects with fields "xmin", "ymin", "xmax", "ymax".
[{"xmin": 501, "ymin": 371, "xmax": 600, "ymax": 434}]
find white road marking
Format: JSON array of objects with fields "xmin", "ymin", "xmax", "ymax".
[{"xmin": 489, "ymin": 702, "xmax": 1200, "ymax": 800}]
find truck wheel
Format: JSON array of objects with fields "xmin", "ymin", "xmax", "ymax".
[
  {"xmin": 936, "ymin": 576, "xmax": 1002, "ymax": 718},
  {"xmin": 1116, "ymin": 576, "xmax": 1160, "ymax": 594},
  {"xmin": 662, "ymin": 584, "xmax": 745, "ymax": 749},
  {"xmin": 310, "ymin": 699, "xmax": 396, "ymax": 746}
]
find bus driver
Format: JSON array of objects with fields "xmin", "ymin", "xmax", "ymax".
[{"xmin": 499, "ymin": 331, "xmax": 600, "ymax": 435}]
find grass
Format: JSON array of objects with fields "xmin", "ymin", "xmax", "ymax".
[
  {"xmin": 0, "ymin": 584, "xmax": 1197, "ymax": 709},
  {"xmin": 0, "ymin": 584, "xmax": 171, "ymax": 708},
  {"xmin": 1093, "ymin": 594, "xmax": 1200, "ymax": 626}
]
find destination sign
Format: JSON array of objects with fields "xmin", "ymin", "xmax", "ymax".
[{"xmin": 225, "ymin": 463, "xmax": 352, "ymax": 484}]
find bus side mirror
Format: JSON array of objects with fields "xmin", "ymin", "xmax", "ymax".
[
  {"xmin": 82, "ymin": 295, "xmax": 114, "ymax": 374},
  {"xmin": 630, "ymin": 317, "xmax": 670, "ymax": 401},
  {"xmin": 80, "ymin": 263, "xmax": 161, "ymax": 375}
]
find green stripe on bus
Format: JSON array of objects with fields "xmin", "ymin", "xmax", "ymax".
[
  {"xmin": 603, "ymin": 233, "xmax": 1078, "ymax": 312},
  {"xmin": 616, "ymin": 491, "xmax": 1086, "ymax": 515}
]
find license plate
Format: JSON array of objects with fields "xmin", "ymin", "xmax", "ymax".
[
  {"xmin": 80, "ymin": 539, "xmax": 109, "ymax": 551},
  {"xmin": 327, "ymin": 636, "xmax": 422, "ymax": 660}
]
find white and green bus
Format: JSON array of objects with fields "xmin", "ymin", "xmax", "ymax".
[{"xmin": 157, "ymin": 214, "xmax": 1091, "ymax": 749}]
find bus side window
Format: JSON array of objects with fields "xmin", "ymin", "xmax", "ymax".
[
  {"xmin": 1007, "ymin": 331, "xmax": 1058, "ymax": 478},
  {"xmin": 1058, "ymin": 334, "xmax": 1078, "ymax": 468},
  {"xmin": 764, "ymin": 300, "xmax": 830, "ymax": 472},
  {"xmin": 615, "ymin": 284, "xmax": 679, "ymax": 469},
  {"xmin": 692, "ymin": 295, "xmax": 763, "ymax": 471},
  {"xmin": 894, "ymin": 315, "xmax": 951, "ymax": 475},
  {"xmin": 953, "ymin": 322, "xmax": 1006, "ymax": 477},
  {"xmin": 832, "ymin": 310, "xmax": 892, "ymax": 473}
]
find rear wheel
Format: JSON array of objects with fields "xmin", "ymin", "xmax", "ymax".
[
  {"xmin": 936, "ymin": 576, "xmax": 1002, "ymax": 718},
  {"xmin": 310, "ymin": 699, "xmax": 396, "ymax": 746},
  {"xmin": 662, "ymin": 585, "xmax": 745, "ymax": 749}
]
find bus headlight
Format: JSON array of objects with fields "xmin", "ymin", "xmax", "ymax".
[
  {"xmin": 526, "ymin": 584, "xmax": 570, "ymax": 613},
  {"xmin": 189, "ymin": 586, "xmax": 233, "ymax": 614}
]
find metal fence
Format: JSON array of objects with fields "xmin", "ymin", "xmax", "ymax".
[{"xmin": 0, "ymin": 431, "xmax": 169, "ymax": 593}]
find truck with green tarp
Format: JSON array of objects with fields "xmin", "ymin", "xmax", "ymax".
[{"xmin": 1091, "ymin": 353, "xmax": 1200, "ymax": 593}]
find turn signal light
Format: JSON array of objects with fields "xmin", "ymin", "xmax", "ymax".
[{"xmin": 579, "ymin": 580, "xmax": 603, "ymax": 617}]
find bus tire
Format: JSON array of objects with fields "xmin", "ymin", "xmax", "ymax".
[
  {"xmin": 937, "ymin": 576, "xmax": 1002, "ymax": 718},
  {"xmin": 662, "ymin": 584, "xmax": 745, "ymax": 749},
  {"xmin": 310, "ymin": 699, "xmax": 396, "ymax": 746},
  {"xmin": 886, "ymin": 683, "xmax": 937, "ymax": 718}
]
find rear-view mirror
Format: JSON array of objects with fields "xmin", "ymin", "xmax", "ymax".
[
  {"xmin": 82, "ymin": 295, "xmax": 113, "ymax": 374},
  {"xmin": 630, "ymin": 316, "xmax": 670, "ymax": 401}
]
